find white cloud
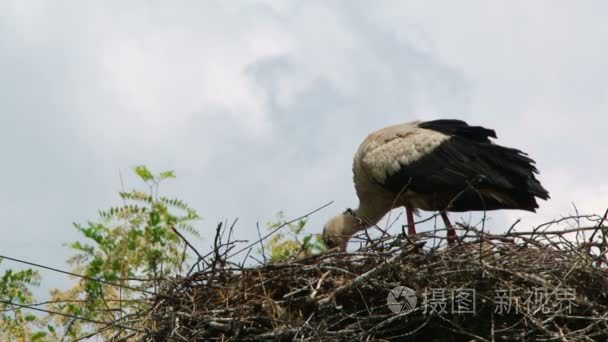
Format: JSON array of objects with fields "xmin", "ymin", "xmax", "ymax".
[{"xmin": 88, "ymin": 9, "xmax": 292, "ymax": 144}]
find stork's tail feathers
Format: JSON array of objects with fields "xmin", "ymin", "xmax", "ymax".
[
  {"xmin": 486, "ymin": 144, "xmax": 550, "ymax": 202},
  {"xmin": 417, "ymin": 119, "xmax": 550, "ymax": 212}
]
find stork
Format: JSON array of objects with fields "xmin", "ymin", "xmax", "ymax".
[{"xmin": 322, "ymin": 119, "xmax": 549, "ymax": 250}]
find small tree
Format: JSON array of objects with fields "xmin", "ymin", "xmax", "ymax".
[
  {"xmin": 0, "ymin": 259, "xmax": 53, "ymax": 340},
  {"xmin": 264, "ymin": 211, "xmax": 326, "ymax": 262},
  {"xmin": 48, "ymin": 166, "xmax": 201, "ymax": 339}
]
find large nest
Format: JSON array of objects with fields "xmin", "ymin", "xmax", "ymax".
[{"xmin": 143, "ymin": 213, "xmax": 608, "ymax": 341}]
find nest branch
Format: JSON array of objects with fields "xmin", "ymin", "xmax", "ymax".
[{"xmin": 141, "ymin": 212, "xmax": 608, "ymax": 341}]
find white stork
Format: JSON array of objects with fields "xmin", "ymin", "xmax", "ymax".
[{"xmin": 322, "ymin": 119, "xmax": 549, "ymax": 250}]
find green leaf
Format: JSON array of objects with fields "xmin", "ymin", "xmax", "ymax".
[
  {"xmin": 302, "ymin": 235, "xmax": 312, "ymax": 246},
  {"xmin": 32, "ymin": 332, "xmax": 47, "ymax": 340},
  {"xmin": 134, "ymin": 165, "xmax": 154, "ymax": 181},
  {"xmin": 159, "ymin": 170, "xmax": 176, "ymax": 179}
]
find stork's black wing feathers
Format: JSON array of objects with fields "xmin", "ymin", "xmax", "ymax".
[
  {"xmin": 418, "ymin": 119, "xmax": 497, "ymax": 142},
  {"xmin": 383, "ymin": 120, "xmax": 549, "ymax": 212}
]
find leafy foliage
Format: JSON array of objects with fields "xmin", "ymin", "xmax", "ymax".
[
  {"xmin": 47, "ymin": 166, "xmax": 201, "ymax": 340},
  {"xmin": 0, "ymin": 164, "xmax": 327, "ymax": 340},
  {"xmin": 264, "ymin": 211, "xmax": 326, "ymax": 262},
  {"xmin": 0, "ymin": 259, "xmax": 54, "ymax": 340}
]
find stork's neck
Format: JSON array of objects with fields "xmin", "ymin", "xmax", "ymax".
[{"xmin": 352, "ymin": 200, "xmax": 391, "ymax": 233}]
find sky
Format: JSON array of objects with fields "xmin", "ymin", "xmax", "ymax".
[{"xmin": 1, "ymin": 0, "xmax": 607, "ymax": 300}]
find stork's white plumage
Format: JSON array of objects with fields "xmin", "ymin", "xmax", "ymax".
[{"xmin": 322, "ymin": 119, "xmax": 549, "ymax": 250}]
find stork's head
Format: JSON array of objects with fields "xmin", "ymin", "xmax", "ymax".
[{"xmin": 322, "ymin": 209, "xmax": 359, "ymax": 251}]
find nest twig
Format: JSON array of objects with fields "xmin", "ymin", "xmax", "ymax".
[{"xmin": 142, "ymin": 213, "xmax": 608, "ymax": 341}]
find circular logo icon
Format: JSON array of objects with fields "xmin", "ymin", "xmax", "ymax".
[{"xmin": 387, "ymin": 285, "xmax": 417, "ymax": 314}]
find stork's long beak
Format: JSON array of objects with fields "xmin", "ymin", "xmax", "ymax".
[{"xmin": 323, "ymin": 236, "xmax": 348, "ymax": 253}]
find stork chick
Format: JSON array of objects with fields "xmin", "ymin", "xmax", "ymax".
[{"xmin": 322, "ymin": 119, "xmax": 549, "ymax": 250}]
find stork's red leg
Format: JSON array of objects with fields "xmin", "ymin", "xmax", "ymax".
[
  {"xmin": 406, "ymin": 207, "xmax": 416, "ymax": 235},
  {"xmin": 441, "ymin": 212, "xmax": 457, "ymax": 245}
]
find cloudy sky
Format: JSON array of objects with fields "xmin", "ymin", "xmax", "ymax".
[{"xmin": 1, "ymin": 1, "xmax": 607, "ymax": 299}]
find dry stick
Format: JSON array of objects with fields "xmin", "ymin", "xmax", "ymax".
[
  {"xmin": 212, "ymin": 222, "xmax": 223, "ymax": 270},
  {"xmin": 227, "ymin": 201, "xmax": 333, "ymax": 259},
  {"xmin": 248, "ymin": 254, "xmax": 265, "ymax": 265},
  {"xmin": 587, "ymin": 208, "xmax": 608, "ymax": 266},
  {"xmin": 383, "ymin": 211, "xmax": 404, "ymax": 230},
  {"xmin": 72, "ymin": 325, "xmax": 116, "ymax": 342},
  {"xmin": 371, "ymin": 216, "xmax": 396, "ymax": 241},
  {"xmin": 363, "ymin": 308, "xmax": 424, "ymax": 338},
  {"xmin": 192, "ymin": 220, "xmax": 246, "ymax": 273},
  {"xmin": 527, "ymin": 214, "xmax": 602, "ymax": 246},
  {"xmin": 494, "ymin": 226, "xmax": 607, "ymax": 237},
  {"xmin": 170, "ymin": 225, "xmax": 203, "ymax": 260},
  {"xmin": 310, "ymin": 271, "xmax": 331, "ymax": 300},
  {"xmin": 437, "ymin": 315, "xmax": 490, "ymax": 342},
  {"xmin": 61, "ymin": 318, "xmax": 78, "ymax": 342},
  {"xmin": 240, "ymin": 247, "xmax": 253, "ymax": 268},
  {"xmin": 601, "ymin": 212, "xmax": 608, "ymax": 265},
  {"xmin": 586, "ymin": 208, "xmax": 608, "ymax": 248},
  {"xmin": 441, "ymin": 182, "xmax": 477, "ymax": 246},
  {"xmin": 490, "ymin": 310, "xmax": 495, "ymax": 342},
  {"xmin": 572, "ymin": 204, "xmax": 586, "ymax": 249},
  {"xmin": 256, "ymin": 222, "xmax": 267, "ymax": 264},
  {"xmin": 471, "ymin": 185, "xmax": 489, "ymax": 266},
  {"xmin": 96, "ymin": 285, "xmax": 120, "ymax": 329},
  {"xmin": 108, "ymin": 332, "xmax": 137, "ymax": 342},
  {"xmin": 356, "ymin": 213, "xmax": 408, "ymax": 250},
  {"xmin": 361, "ymin": 219, "xmax": 375, "ymax": 247},
  {"xmin": 318, "ymin": 242, "xmax": 416, "ymax": 307},
  {"xmin": 384, "ymin": 178, "xmax": 411, "ymax": 235},
  {"xmin": 506, "ymin": 218, "xmax": 521, "ymax": 235},
  {"xmin": 186, "ymin": 220, "xmax": 238, "ymax": 275},
  {"xmin": 345, "ymin": 212, "xmax": 441, "ymax": 255},
  {"xmin": 223, "ymin": 218, "xmax": 239, "ymax": 262}
]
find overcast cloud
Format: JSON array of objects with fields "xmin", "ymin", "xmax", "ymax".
[{"xmin": 1, "ymin": 0, "xmax": 607, "ymax": 299}]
